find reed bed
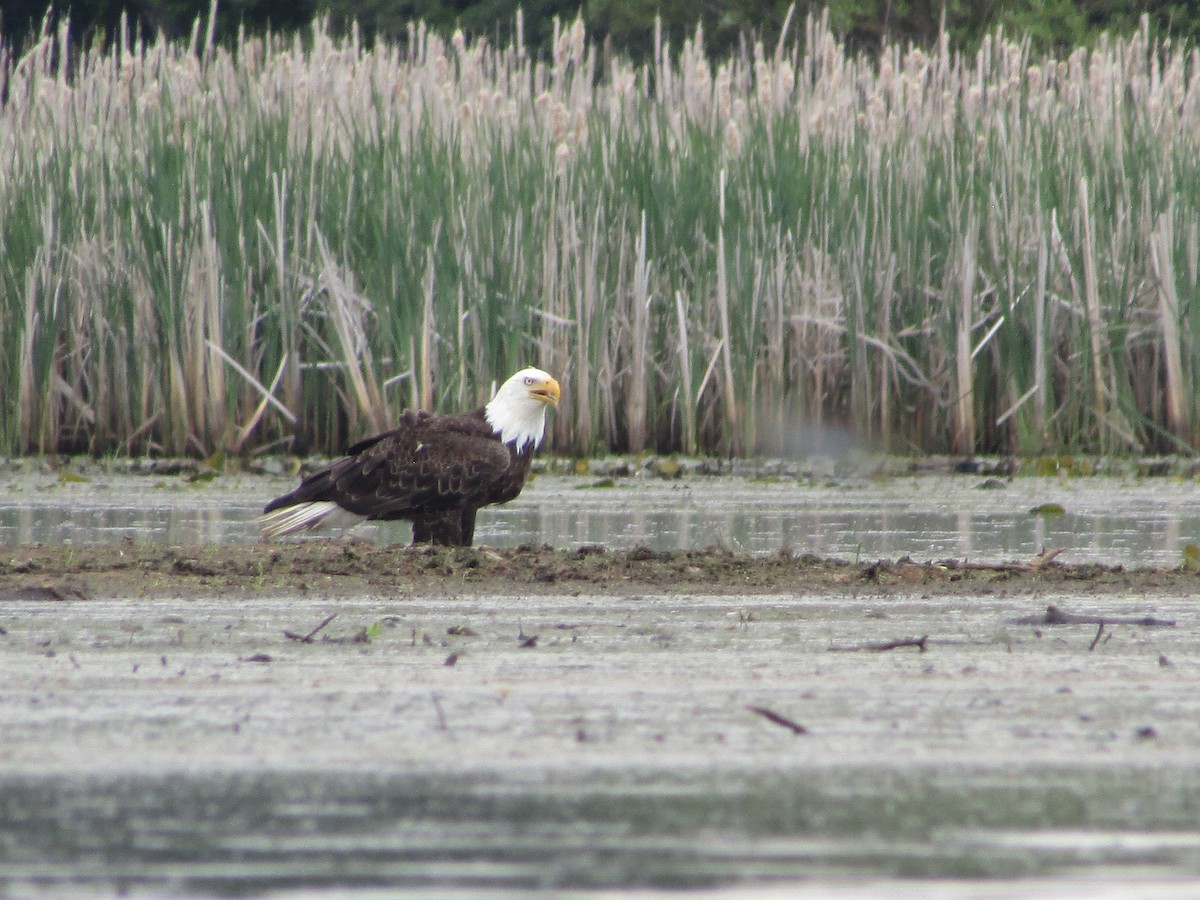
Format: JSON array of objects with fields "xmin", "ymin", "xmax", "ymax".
[{"xmin": 2, "ymin": 12, "xmax": 1199, "ymax": 458}]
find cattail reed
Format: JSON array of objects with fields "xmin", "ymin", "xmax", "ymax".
[{"xmin": 1, "ymin": 13, "xmax": 1198, "ymax": 458}]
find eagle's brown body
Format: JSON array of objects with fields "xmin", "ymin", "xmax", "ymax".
[
  {"xmin": 259, "ymin": 368, "xmax": 559, "ymax": 546},
  {"xmin": 263, "ymin": 408, "xmax": 535, "ymax": 545}
]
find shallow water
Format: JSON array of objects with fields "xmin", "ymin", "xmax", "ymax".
[{"xmin": 1, "ymin": 470, "xmax": 1199, "ymax": 567}]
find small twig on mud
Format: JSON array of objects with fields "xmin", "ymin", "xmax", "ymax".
[
  {"xmin": 284, "ymin": 613, "xmax": 338, "ymax": 643},
  {"xmin": 1088, "ymin": 622, "xmax": 1105, "ymax": 651},
  {"xmin": 747, "ymin": 705, "xmax": 809, "ymax": 735},
  {"xmin": 1012, "ymin": 604, "xmax": 1175, "ymax": 627},
  {"xmin": 828, "ymin": 635, "xmax": 928, "ymax": 653}
]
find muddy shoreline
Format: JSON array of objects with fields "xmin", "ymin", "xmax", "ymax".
[{"xmin": 2, "ymin": 540, "xmax": 1196, "ymax": 601}]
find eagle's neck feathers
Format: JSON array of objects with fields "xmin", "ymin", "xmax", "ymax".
[
  {"xmin": 483, "ymin": 368, "xmax": 558, "ymax": 452},
  {"xmin": 484, "ymin": 394, "xmax": 547, "ymax": 452}
]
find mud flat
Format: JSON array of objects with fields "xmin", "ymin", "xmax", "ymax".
[{"xmin": 1, "ymin": 544, "xmax": 1198, "ymax": 895}]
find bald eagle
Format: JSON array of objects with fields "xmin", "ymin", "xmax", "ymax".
[{"xmin": 258, "ymin": 367, "xmax": 560, "ymax": 546}]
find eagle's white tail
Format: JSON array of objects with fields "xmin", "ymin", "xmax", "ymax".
[{"xmin": 257, "ymin": 501, "xmax": 366, "ymax": 539}]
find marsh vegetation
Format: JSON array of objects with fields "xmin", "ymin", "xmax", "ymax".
[{"xmin": 2, "ymin": 12, "xmax": 1199, "ymax": 458}]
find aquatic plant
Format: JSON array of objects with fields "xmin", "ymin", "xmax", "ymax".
[{"xmin": 1, "ymin": 12, "xmax": 1198, "ymax": 457}]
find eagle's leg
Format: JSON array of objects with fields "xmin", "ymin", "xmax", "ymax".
[
  {"xmin": 411, "ymin": 514, "xmax": 468, "ymax": 547},
  {"xmin": 459, "ymin": 508, "xmax": 478, "ymax": 546},
  {"xmin": 411, "ymin": 519, "xmax": 432, "ymax": 544}
]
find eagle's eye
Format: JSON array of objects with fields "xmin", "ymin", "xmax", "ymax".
[{"xmin": 524, "ymin": 376, "xmax": 534, "ymax": 385}]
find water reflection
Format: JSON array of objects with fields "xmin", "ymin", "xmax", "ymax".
[
  {"xmin": 499, "ymin": 506, "xmax": 1199, "ymax": 568},
  {"xmin": 1, "ymin": 505, "xmax": 241, "ymax": 545},
  {"xmin": 0, "ymin": 474, "xmax": 1198, "ymax": 567},
  {"xmin": 5, "ymin": 767, "xmax": 1200, "ymax": 895}
]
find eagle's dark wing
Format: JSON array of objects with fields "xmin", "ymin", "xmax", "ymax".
[{"xmin": 266, "ymin": 411, "xmax": 513, "ymax": 521}]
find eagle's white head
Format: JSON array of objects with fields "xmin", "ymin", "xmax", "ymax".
[{"xmin": 485, "ymin": 367, "xmax": 561, "ymax": 450}]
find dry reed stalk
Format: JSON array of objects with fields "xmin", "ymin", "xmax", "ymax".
[
  {"xmin": 1033, "ymin": 225, "xmax": 1049, "ymax": 442},
  {"xmin": 1078, "ymin": 177, "xmax": 1107, "ymax": 441},
  {"xmin": 193, "ymin": 202, "xmax": 227, "ymax": 448},
  {"xmin": 16, "ymin": 266, "xmax": 42, "ymax": 453},
  {"xmin": 759, "ymin": 239, "xmax": 787, "ymax": 452},
  {"xmin": 877, "ymin": 251, "xmax": 897, "ymax": 449},
  {"xmin": 538, "ymin": 195, "xmax": 576, "ymax": 437},
  {"xmin": 570, "ymin": 206, "xmax": 602, "ymax": 452},
  {"xmin": 674, "ymin": 291, "xmax": 696, "ymax": 455},
  {"xmin": 955, "ymin": 211, "xmax": 979, "ymax": 455},
  {"xmin": 268, "ymin": 172, "xmax": 303, "ymax": 428},
  {"xmin": 1188, "ymin": 221, "xmax": 1199, "ymax": 287},
  {"xmin": 166, "ymin": 348, "xmax": 191, "ymax": 456},
  {"xmin": 847, "ymin": 202, "xmax": 871, "ymax": 439},
  {"xmin": 624, "ymin": 211, "xmax": 650, "ymax": 453},
  {"xmin": 1151, "ymin": 211, "xmax": 1188, "ymax": 443},
  {"xmin": 715, "ymin": 169, "xmax": 740, "ymax": 455},
  {"xmin": 419, "ymin": 246, "xmax": 436, "ymax": 413}
]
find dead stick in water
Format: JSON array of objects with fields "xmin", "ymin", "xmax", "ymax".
[
  {"xmin": 1013, "ymin": 604, "xmax": 1175, "ymax": 627},
  {"xmin": 1088, "ymin": 622, "xmax": 1105, "ymax": 651},
  {"xmin": 747, "ymin": 706, "xmax": 809, "ymax": 734},
  {"xmin": 828, "ymin": 635, "xmax": 928, "ymax": 653}
]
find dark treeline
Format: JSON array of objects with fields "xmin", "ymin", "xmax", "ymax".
[{"xmin": 3, "ymin": 0, "xmax": 1198, "ymax": 59}]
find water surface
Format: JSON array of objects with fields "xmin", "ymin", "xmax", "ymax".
[{"xmin": 0, "ymin": 470, "xmax": 1197, "ymax": 567}]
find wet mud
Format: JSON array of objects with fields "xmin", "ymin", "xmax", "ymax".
[{"xmin": 1, "ymin": 540, "xmax": 1197, "ymax": 602}]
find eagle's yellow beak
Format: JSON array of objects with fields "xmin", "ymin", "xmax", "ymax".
[{"xmin": 532, "ymin": 376, "xmax": 561, "ymax": 406}]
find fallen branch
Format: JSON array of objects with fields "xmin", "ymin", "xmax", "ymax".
[
  {"xmin": 284, "ymin": 612, "xmax": 338, "ymax": 642},
  {"xmin": 942, "ymin": 547, "xmax": 1068, "ymax": 572},
  {"xmin": 1088, "ymin": 622, "xmax": 1105, "ymax": 651},
  {"xmin": 828, "ymin": 635, "xmax": 928, "ymax": 653},
  {"xmin": 1012, "ymin": 604, "xmax": 1175, "ymax": 627},
  {"xmin": 747, "ymin": 705, "xmax": 808, "ymax": 735},
  {"xmin": 1026, "ymin": 546, "xmax": 1068, "ymax": 569}
]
